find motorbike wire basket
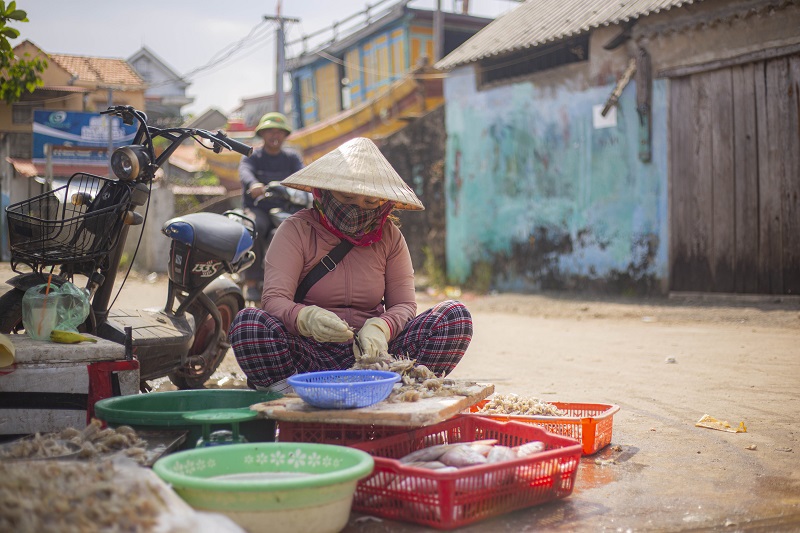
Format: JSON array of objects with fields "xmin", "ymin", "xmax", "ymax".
[{"xmin": 6, "ymin": 173, "xmax": 131, "ymax": 266}]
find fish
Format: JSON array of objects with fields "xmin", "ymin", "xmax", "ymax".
[
  {"xmin": 514, "ymin": 441, "xmax": 546, "ymax": 457},
  {"xmin": 405, "ymin": 461, "xmax": 449, "ymax": 470},
  {"xmin": 439, "ymin": 446, "xmax": 488, "ymax": 468},
  {"xmin": 469, "ymin": 441, "xmax": 498, "ymax": 456},
  {"xmin": 399, "ymin": 443, "xmax": 462, "ymax": 464},
  {"xmin": 397, "ymin": 439, "xmax": 497, "ymax": 464},
  {"xmin": 486, "ymin": 445, "xmax": 518, "ymax": 463}
]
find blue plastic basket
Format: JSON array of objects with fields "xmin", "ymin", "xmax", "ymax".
[{"xmin": 288, "ymin": 370, "xmax": 401, "ymax": 409}]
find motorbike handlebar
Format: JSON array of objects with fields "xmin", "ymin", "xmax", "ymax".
[
  {"xmin": 211, "ymin": 130, "xmax": 253, "ymax": 157},
  {"xmin": 102, "ymin": 106, "xmax": 254, "ymax": 157},
  {"xmin": 101, "ymin": 106, "xmax": 256, "ymax": 182}
]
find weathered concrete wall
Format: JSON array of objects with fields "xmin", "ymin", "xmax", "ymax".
[
  {"xmin": 443, "ymin": 56, "xmax": 668, "ymax": 295},
  {"xmin": 441, "ymin": 0, "xmax": 800, "ymax": 296},
  {"xmin": 380, "ymin": 106, "xmax": 447, "ymax": 273},
  {"xmin": 636, "ymin": 0, "xmax": 800, "ymax": 73}
]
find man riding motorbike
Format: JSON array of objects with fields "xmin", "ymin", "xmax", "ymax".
[{"xmin": 239, "ymin": 112, "xmax": 310, "ymax": 303}]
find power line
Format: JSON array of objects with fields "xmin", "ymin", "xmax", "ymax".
[
  {"xmin": 183, "ymin": 20, "xmax": 274, "ymax": 79},
  {"xmin": 146, "ymin": 19, "xmax": 276, "ymax": 88}
]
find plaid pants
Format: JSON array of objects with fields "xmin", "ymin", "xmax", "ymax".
[{"xmin": 229, "ymin": 300, "xmax": 473, "ymax": 389}]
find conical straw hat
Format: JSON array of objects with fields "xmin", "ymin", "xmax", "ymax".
[{"xmin": 282, "ymin": 137, "xmax": 424, "ymax": 211}]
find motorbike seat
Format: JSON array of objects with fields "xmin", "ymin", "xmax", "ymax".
[{"xmin": 162, "ymin": 212, "xmax": 253, "ymax": 263}]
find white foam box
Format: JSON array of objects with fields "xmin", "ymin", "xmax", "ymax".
[{"xmin": 0, "ymin": 334, "xmax": 139, "ymax": 435}]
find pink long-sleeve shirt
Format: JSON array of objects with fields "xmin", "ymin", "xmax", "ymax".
[{"xmin": 260, "ymin": 209, "xmax": 417, "ymax": 339}]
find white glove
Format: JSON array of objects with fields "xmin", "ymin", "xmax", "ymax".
[
  {"xmin": 354, "ymin": 318, "xmax": 390, "ymax": 358},
  {"xmin": 247, "ymin": 182, "xmax": 266, "ymax": 199},
  {"xmin": 296, "ymin": 306, "xmax": 353, "ymax": 343}
]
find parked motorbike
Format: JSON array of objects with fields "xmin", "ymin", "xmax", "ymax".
[
  {"xmin": 0, "ymin": 105, "xmax": 256, "ymax": 389},
  {"xmin": 238, "ymin": 181, "xmax": 311, "ymax": 306}
]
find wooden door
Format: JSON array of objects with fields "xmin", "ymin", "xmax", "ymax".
[{"xmin": 669, "ymin": 54, "xmax": 800, "ymax": 294}]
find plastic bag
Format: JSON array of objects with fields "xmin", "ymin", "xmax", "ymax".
[
  {"xmin": 22, "ymin": 282, "xmax": 90, "ymax": 340},
  {"xmin": 55, "ymin": 282, "xmax": 91, "ymax": 332}
]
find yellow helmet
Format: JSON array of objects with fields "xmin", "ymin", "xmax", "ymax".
[{"xmin": 255, "ymin": 112, "xmax": 292, "ymax": 134}]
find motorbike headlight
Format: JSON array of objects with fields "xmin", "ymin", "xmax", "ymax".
[{"xmin": 111, "ymin": 145, "xmax": 149, "ymax": 181}]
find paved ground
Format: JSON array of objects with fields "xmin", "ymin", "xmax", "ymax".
[
  {"xmin": 4, "ymin": 263, "xmax": 799, "ymax": 532},
  {"xmin": 342, "ymin": 289, "xmax": 800, "ymax": 532}
]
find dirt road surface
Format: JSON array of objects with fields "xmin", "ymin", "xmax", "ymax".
[{"xmin": 6, "ymin": 264, "xmax": 799, "ymax": 531}]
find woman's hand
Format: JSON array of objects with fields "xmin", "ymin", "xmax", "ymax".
[
  {"xmin": 354, "ymin": 317, "xmax": 390, "ymax": 357},
  {"xmin": 296, "ymin": 306, "xmax": 353, "ymax": 343}
]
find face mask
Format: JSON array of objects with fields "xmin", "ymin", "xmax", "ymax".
[{"xmin": 318, "ymin": 190, "xmax": 384, "ymax": 238}]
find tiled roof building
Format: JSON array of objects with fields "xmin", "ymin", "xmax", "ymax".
[{"xmin": 49, "ymin": 53, "xmax": 145, "ymax": 88}]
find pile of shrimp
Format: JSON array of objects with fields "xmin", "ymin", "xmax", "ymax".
[
  {"xmin": 350, "ymin": 351, "xmax": 477, "ymax": 402},
  {"xmin": 0, "ymin": 419, "xmax": 148, "ymax": 465},
  {"xmin": 0, "ymin": 460, "xmax": 165, "ymax": 532},
  {"xmin": 475, "ymin": 393, "xmax": 568, "ymax": 416}
]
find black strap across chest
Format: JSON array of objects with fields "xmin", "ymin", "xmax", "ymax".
[{"xmin": 293, "ymin": 240, "xmax": 354, "ymax": 303}]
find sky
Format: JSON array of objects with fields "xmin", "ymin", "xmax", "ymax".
[{"xmin": 14, "ymin": 0, "xmax": 518, "ymax": 117}]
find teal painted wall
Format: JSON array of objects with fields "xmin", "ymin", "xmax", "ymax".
[{"xmin": 443, "ymin": 68, "xmax": 668, "ymax": 294}]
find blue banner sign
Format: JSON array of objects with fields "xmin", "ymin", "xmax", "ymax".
[{"xmin": 32, "ymin": 110, "xmax": 137, "ymax": 165}]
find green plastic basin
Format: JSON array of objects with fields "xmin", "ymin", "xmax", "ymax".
[
  {"xmin": 153, "ymin": 442, "xmax": 374, "ymax": 533},
  {"xmin": 94, "ymin": 389, "xmax": 280, "ymax": 449}
]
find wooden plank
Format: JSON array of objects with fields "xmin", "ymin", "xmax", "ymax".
[
  {"xmin": 657, "ymin": 42, "xmax": 800, "ymax": 79},
  {"xmin": 668, "ymin": 76, "xmax": 692, "ymax": 291},
  {"xmin": 709, "ymin": 68, "xmax": 736, "ymax": 292},
  {"xmin": 251, "ymin": 382, "xmax": 494, "ymax": 427},
  {"xmin": 761, "ymin": 58, "xmax": 788, "ymax": 293},
  {"xmin": 690, "ymin": 71, "xmax": 715, "ymax": 290},
  {"xmin": 754, "ymin": 61, "xmax": 771, "ymax": 292},
  {"xmin": 731, "ymin": 63, "xmax": 760, "ymax": 293},
  {"xmin": 783, "ymin": 54, "xmax": 800, "ymax": 294}
]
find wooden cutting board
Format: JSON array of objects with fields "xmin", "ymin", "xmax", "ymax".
[{"xmin": 250, "ymin": 381, "xmax": 494, "ymax": 427}]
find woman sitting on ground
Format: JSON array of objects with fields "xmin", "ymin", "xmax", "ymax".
[{"xmin": 229, "ymin": 137, "xmax": 473, "ymax": 393}]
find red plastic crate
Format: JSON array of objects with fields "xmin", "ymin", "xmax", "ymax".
[
  {"xmin": 350, "ymin": 415, "xmax": 582, "ymax": 530},
  {"xmin": 468, "ymin": 401, "xmax": 620, "ymax": 455},
  {"xmin": 277, "ymin": 420, "xmax": 414, "ymax": 445}
]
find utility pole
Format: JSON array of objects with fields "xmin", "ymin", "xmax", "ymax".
[
  {"xmin": 264, "ymin": 11, "xmax": 300, "ymax": 115},
  {"xmin": 433, "ymin": 0, "xmax": 444, "ymax": 62}
]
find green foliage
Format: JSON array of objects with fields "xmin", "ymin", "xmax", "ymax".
[
  {"xmin": 465, "ymin": 260, "xmax": 493, "ymax": 294},
  {"xmin": 0, "ymin": 2, "xmax": 46, "ymax": 104},
  {"xmin": 422, "ymin": 246, "xmax": 446, "ymax": 289},
  {"xmin": 152, "ymin": 136, "xmax": 170, "ymax": 153},
  {"xmin": 118, "ymin": 251, "xmax": 131, "ymax": 271},
  {"xmin": 175, "ymin": 194, "xmax": 202, "ymax": 217},
  {"xmin": 196, "ymin": 170, "xmax": 220, "ymax": 187}
]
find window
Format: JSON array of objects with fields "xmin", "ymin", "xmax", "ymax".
[
  {"xmin": 390, "ymin": 29, "xmax": 404, "ymax": 78},
  {"xmin": 315, "ymin": 63, "xmax": 340, "ymax": 120},
  {"xmin": 479, "ymin": 34, "xmax": 590, "ymax": 87},
  {"xmin": 374, "ymin": 34, "xmax": 390, "ymax": 85},
  {"xmin": 12, "ymin": 104, "xmax": 33, "ymax": 124},
  {"xmin": 299, "ymin": 74, "xmax": 317, "ymax": 126},
  {"xmin": 343, "ymin": 49, "xmax": 362, "ymax": 108}
]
